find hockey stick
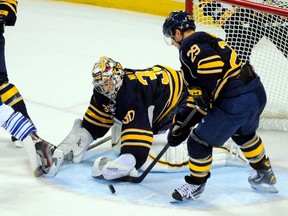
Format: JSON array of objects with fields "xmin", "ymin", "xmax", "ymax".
[
  {"xmin": 87, "ymin": 135, "xmax": 112, "ymax": 151},
  {"xmin": 118, "ymin": 106, "xmax": 199, "ymax": 183}
]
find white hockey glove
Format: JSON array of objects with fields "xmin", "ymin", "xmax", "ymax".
[{"xmin": 57, "ymin": 118, "xmax": 93, "ymax": 163}]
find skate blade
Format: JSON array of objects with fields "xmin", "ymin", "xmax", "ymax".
[
  {"xmin": 250, "ymin": 183, "xmax": 279, "ymax": 193},
  {"xmin": 33, "ymin": 166, "xmax": 45, "ymax": 177}
]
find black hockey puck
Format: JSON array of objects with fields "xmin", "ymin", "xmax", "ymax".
[{"xmin": 108, "ymin": 184, "xmax": 116, "ymax": 194}]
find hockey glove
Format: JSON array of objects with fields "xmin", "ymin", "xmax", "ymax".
[
  {"xmin": 167, "ymin": 119, "xmax": 191, "ymax": 147},
  {"xmin": 0, "ymin": 0, "xmax": 18, "ymax": 27},
  {"xmin": 187, "ymin": 86, "xmax": 211, "ymax": 111}
]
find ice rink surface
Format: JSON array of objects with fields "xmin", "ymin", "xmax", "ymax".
[{"xmin": 0, "ymin": 0, "xmax": 288, "ymax": 215}]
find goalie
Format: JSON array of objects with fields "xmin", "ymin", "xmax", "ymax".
[{"xmin": 57, "ymin": 56, "xmax": 248, "ymax": 181}]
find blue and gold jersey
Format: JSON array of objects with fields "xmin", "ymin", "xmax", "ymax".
[
  {"xmin": 82, "ymin": 65, "xmax": 184, "ymax": 167},
  {"xmin": 179, "ymin": 31, "xmax": 242, "ymax": 101}
]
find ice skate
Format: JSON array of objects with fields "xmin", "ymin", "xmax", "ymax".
[
  {"xmin": 172, "ymin": 176, "xmax": 206, "ymax": 201},
  {"xmin": 248, "ymin": 157, "xmax": 278, "ymax": 193},
  {"xmin": 33, "ymin": 137, "xmax": 64, "ymax": 177}
]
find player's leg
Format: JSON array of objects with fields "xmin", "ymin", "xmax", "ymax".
[{"xmin": 0, "ymin": 0, "xmax": 30, "ymax": 147}]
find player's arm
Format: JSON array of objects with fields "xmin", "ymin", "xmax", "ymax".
[
  {"xmin": 0, "ymin": 98, "xmax": 36, "ymax": 141},
  {"xmin": 0, "ymin": 0, "xmax": 18, "ymax": 32}
]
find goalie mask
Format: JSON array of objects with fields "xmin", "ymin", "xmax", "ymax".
[{"xmin": 92, "ymin": 56, "xmax": 125, "ymax": 101}]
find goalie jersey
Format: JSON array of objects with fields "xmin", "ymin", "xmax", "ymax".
[{"xmin": 82, "ymin": 65, "xmax": 185, "ymax": 168}]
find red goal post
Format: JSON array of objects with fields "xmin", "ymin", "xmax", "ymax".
[
  {"xmin": 185, "ymin": 0, "xmax": 288, "ymax": 132},
  {"xmin": 186, "ymin": 0, "xmax": 288, "ymax": 17}
]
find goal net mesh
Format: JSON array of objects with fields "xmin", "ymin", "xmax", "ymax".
[{"xmin": 189, "ymin": 0, "xmax": 288, "ymax": 131}]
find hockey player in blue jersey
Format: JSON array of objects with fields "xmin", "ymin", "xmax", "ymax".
[{"xmin": 162, "ymin": 10, "xmax": 278, "ymax": 201}]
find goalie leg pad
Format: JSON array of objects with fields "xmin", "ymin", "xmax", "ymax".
[
  {"xmin": 57, "ymin": 119, "xmax": 93, "ymax": 163},
  {"xmin": 102, "ymin": 154, "xmax": 137, "ymax": 180}
]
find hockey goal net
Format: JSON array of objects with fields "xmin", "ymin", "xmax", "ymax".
[{"xmin": 185, "ymin": 0, "xmax": 288, "ymax": 131}]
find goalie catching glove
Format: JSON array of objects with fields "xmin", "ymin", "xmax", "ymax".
[{"xmin": 57, "ymin": 118, "xmax": 94, "ymax": 163}]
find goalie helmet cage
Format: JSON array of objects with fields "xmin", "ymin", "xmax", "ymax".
[{"xmin": 185, "ymin": 0, "xmax": 288, "ymax": 132}]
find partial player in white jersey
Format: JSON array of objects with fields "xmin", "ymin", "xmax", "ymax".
[
  {"xmin": 0, "ymin": 96, "xmax": 64, "ymax": 177},
  {"xmin": 57, "ymin": 56, "xmax": 248, "ymax": 181},
  {"xmin": 0, "ymin": 0, "xmax": 64, "ymax": 176}
]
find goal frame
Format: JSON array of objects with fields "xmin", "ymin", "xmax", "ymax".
[
  {"xmin": 185, "ymin": 0, "xmax": 288, "ymax": 132},
  {"xmin": 185, "ymin": 0, "xmax": 288, "ymax": 17}
]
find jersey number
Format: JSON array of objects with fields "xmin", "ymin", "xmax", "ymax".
[
  {"xmin": 134, "ymin": 68, "xmax": 169, "ymax": 85},
  {"xmin": 187, "ymin": 44, "xmax": 200, "ymax": 63}
]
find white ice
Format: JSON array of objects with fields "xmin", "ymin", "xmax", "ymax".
[{"xmin": 0, "ymin": 0, "xmax": 288, "ymax": 215}]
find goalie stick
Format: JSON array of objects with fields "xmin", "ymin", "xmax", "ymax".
[
  {"xmin": 117, "ymin": 106, "xmax": 199, "ymax": 183},
  {"xmin": 87, "ymin": 135, "xmax": 112, "ymax": 151},
  {"xmin": 63, "ymin": 135, "xmax": 112, "ymax": 161}
]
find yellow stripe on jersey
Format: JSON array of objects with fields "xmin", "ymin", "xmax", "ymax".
[
  {"xmin": 122, "ymin": 128, "xmax": 153, "ymax": 135},
  {"xmin": 153, "ymin": 66, "xmax": 184, "ymax": 125},
  {"xmin": 84, "ymin": 103, "xmax": 113, "ymax": 128},
  {"xmin": 197, "ymin": 55, "xmax": 224, "ymax": 74},
  {"xmin": 0, "ymin": 83, "xmax": 23, "ymax": 106},
  {"xmin": 0, "ymin": 0, "xmax": 18, "ymax": 15},
  {"xmin": 122, "ymin": 134, "xmax": 153, "ymax": 143},
  {"xmin": 89, "ymin": 103, "xmax": 112, "ymax": 118},
  {"xmin": 213, "ymin": 62, "xmax": 242, "ymax": 101},
  {"xmin": 83, "ymin": 115, "xmax": 112, "ymax": 128},
  {"xmin": 121, "ymin": 128, "xmax": 153, "ymax": 148},
  {"xmin": 121, "ymin": 142, "xmax": 151, "ymax": 149}
]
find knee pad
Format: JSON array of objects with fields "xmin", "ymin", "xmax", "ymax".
[
  {"xmin": 187, "ymin": 130, "xmax": 212, "ymax": 159},
  {"xmin": 232, "ymin": 133, "xmax": 256, "ymax": 146}
]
